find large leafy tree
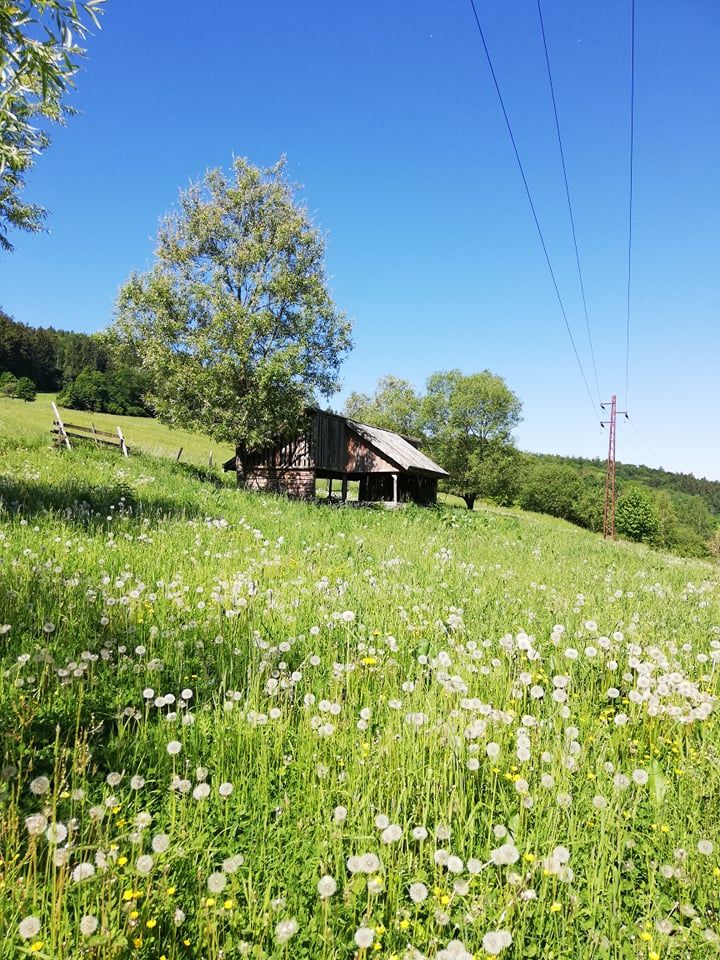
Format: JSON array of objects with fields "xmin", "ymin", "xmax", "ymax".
[
  {"xmin": 0, "ymin": 0, "xmax": 104, "ymax": 251},
  {"xmin": 345, "ymin": 374, "xmax": 422, "ymax": 436},
  {"xmin": 422, "ymin": 369, "xmax": 522, "ymax": 509},
  {"xmin": 114, "ymin": 157, "xmax": 352, "ymax": 473}
]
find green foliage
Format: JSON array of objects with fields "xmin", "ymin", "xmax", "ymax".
[
  {"xmin": 57, "ymin": 365, "xmax": 152, "ymax": 416},
  {"xmin": 13, "ymin": 375, "xmax": 36, "ymax": 401},
  {"xmin": 115, "ymin": 157, "xmax": 352, "ymax": 465},
  {"xmin": 517, "ymin": 461, "xmax": 588, "ymax": 524},
  {"xmin": 0, "ymin": 1, "xmax": 104, "ymax": 251},
  {"xmin": 0, "ymin": 371, "xmax": 17, "ymax": 396},
  {"xmin": 422, "ymin": 370, "xmax": 522, "ymax": 508},
  {"xmin": 345, "ymin": 375, "xmax": 423, "ymax": 436},
  {"xmin": 0, "ymin": 310, "xmax": 110, "ymax": 390},
  {"xmin": 0, "ymin": 371, "xmax": 36, "ymax": 400},
  {"xmin": 615, "ymin": 486, "xmax": 660, "ymax": 543}
]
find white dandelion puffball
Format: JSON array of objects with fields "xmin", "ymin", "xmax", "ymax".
[
  {"xmin": 72, "ymin": 862, "xmax": 96, "ymax": 882},
  {"xmin": 491, "ymin": 843, "xmax": 519, "ymax": 866},
  {"xmin": 698, "ymin": 839, "xmax": 714, "ymax": 855},
  {"xmin": 333, "ymin": 805, "xmax": 347, "ymax": 823},
  {"xmin": 45, "ymin": 822, "xmax": 68, "ymax": 844},
  {"xmin": 193, "ymin": 782, "xmax": 211, "ymax": 800},
  {"xmin": 151, "ymin": 833, "xmax": 170, "ymax": 853},
  {"xmin": 25, "ymin": 813, "xmax": 48, "ymax": 836},
  {"xmin": 275, "ymin": 918, "xmax": 299, "ymax": 944},
  {"xmin": 166, "ymin": 740, "xmax": 182, "ymax": 756},
  {"xmin": 374, "ymin": 813, "xmax": 390, "ymax": 830},
  {"xmin": 632, "ymin": 768, "xmax": 649, "ymax": 786},
  {"xmin": 30, "ymin": 775, "xmax": 50, "ymax": 796},
  {"xmin": 219, "ymin": 781, "xmax": 233, "ymax": 797},
  {"xmin": 354, "ymin": 926, "xmax": 375, "ymax": 949},
  {"xmin": 18, "ymin": 916, "xmax": 41, "ymax": 940},
  {"xmin": 222, "ymin": 854, "xmax": 244, "ymax": 873},
  {"xmin": 130, "ymin": 775, "xmax": 145, "ymax": 790},
  {"xmin": 208, "ymin": 872, "xmax": 227, "ymax": 893},
  {"xmin": 409, "ymin": 881, "xmax": 429, "ymax": 903},
  {"xmin": 80, "ymin": 915, "xmax": 99, "ymax": 936},
  {"xmin": 359, "ymin": 852, "xmax": 381, "ymax": 873},
  {"xmin": 482, "ymin": 930, "xmax": 513, "ymax": 955},
  {"xmin": 317, "ymin": 874, "xmax": 337, "ymax": 898},
  {"xmin": 486, "ymin": 742, "xmax": 500, "ymax": 759},
  {"xmin": 412, "ymin": 826, "xmax": 428, "ymax": 841},
  {"xmin": 381, "ymin": 824, "xmax": 402, "ymax": 844},
  {"xmin": 446, "ymin": 855, "xmax": 464, "ymax": 874},
  {"xmin": 136, "ymin": 854, "xmax": 154, "ymax": 874}
]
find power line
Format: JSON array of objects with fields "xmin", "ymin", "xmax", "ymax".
[
  {"xmin": 536, "ymin": 0, "xmax": 602, "ymax": 405},
  {"xmin": 624, "ymin": 0, "xmax": 636, "ymax": 407},
  {"xmin": 625, "ymin": 415, "xmax": 662, "ymax": 466},
  {"xmin": 466, "ymin": 0, "xmax": 599, "ymax": 425}
]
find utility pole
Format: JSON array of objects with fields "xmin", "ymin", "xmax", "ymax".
[{"xmin": 600, "ymin": 395, "xmax": 627, "ymax": 539}]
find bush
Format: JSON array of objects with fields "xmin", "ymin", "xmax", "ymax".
[
  {"xmin": 0, "ymin": 371, "xmax": 37, "ymax": 400},
  {"xmin": 615, "ymin": 486, "xmax": 660, "ymax": 543},
  {"xmin": 57, "ymin": 365, "xmax": 152, "ymax": 416},
  {"xmin": 517, "ymin": 462, "xmax": 586, "ymax": 523}
]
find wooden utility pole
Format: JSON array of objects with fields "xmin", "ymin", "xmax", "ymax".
[{"xmin": 601, "ymin": 395, "xmax": 627, "ymax": 539}]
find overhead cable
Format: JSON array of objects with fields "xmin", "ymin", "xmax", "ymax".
[
  {"xmin": 536, "ymin": 0, "xmax": 603, "ymax": 405},
  {"xmin": 466, "ymin": 0, "xmax": 599, "ymax": 424}
]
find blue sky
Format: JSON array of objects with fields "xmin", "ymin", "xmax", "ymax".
[{"xmin": 3, "ymin": 0, "xmax": 719, "ymax": 477}]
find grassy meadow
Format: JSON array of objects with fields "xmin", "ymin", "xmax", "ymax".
[
  {"xmin": 1, "ymin": 406, "xmax": 720, "ymax": 959},
  {"xmin": 0, "ymin": 394, "xmax": 235, "ymax": 468}
]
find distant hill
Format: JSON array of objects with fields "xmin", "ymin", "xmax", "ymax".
[{"xmin": 531, "ymin": 452, "xmax": 720, "ymax": 516}]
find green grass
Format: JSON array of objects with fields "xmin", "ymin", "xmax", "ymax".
[
  {"xmin": 0, "ymin": 394, "xmax": 235, "ymax": 467},
  {"xmin": 1, "ymin": 414, "xmax": 719, "ymax": 959}
]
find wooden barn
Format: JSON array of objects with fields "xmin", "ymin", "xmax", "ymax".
[{"xmin": 223, "ymin": 408, "xmax": 448, "ymax": 504}]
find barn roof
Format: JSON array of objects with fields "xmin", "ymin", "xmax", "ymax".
[{"xmin": 345, "ymin": 417, "xmax": 449, "ymax": 477}]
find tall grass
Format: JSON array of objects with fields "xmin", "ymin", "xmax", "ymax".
[{"xmin": 0, "ymin": 420, "xmax": 719, "ymax": 959}]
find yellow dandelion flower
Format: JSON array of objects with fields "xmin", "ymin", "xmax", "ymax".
[
  {"xmin": 133, "ymin": 937, "xmax": 143, "ymax": 948},
  {"xmin": 166, "ymin": 886, "xmax": 176, "ymax": 895},
  {"xmin": 205, "ymin": 897, "xmax": 216, "ymax": 907},
  {"xmin": 30, "ymin": 944, "xmax": 44, "ymax": 954},
  {"xmin": 118, "ymin": 856, "xmax": 128, "ymax": 866},
  {"xmin": 129, "ymin": 910, "xmax": 139, "ymax": 920},
  {"xmin": 550, "ymin": 902, "xmax": 562, "ymax": 913},
  {"xmin": 523, "ymin": 852, "xmax": 535, "ymax": 862},
  {"xmin": 146, "ymin": 918, "xmax": 157, "ymax": 929},
  {"xmin": 224, "ymin": 900, "xmax": 233, "ymax": 910},
  {"xmin": 122, "ymin": 889, "xmax": 135, "ymax": 901},
  {"xmin": 649, "ymin": 952, "xmax": 660, "ymax": 960},
  {"xmin": 640, "ymin": 931, "xmax": 652, "ymax": 942},
  {"xmin": 399, "ymin": 919, "xmax": 410, "ymax": 930},
  {"xmin": 440, "ymin": 894, "xmax": 451, "ymax": 906}
]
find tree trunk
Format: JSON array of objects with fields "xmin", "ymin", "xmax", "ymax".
[{"xmin": 463, "ymin": 494, "xmax": 476, "ymax": 510}]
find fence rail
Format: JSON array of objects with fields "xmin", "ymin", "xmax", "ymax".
[{"xmin": 50, "ymin": 403, "xmax": 129, "ymax": 456}]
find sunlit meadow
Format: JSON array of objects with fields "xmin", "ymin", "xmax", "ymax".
[{"xmin": 1, "ymin": 417, "xmax": 720, "ymax": 959}]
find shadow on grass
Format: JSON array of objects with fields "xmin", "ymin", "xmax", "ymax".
[{"xmin": 0, "ymin": 473, "xmax": 208, "ymax": 526}]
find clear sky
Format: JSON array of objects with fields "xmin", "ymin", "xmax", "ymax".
[{"xmin": 2, "ymin": 0, "xmax": 719, "ymax": 477}]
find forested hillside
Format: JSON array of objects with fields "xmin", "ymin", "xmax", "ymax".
[{"xmin": 0, "ymin": 310, "xmax": 151, "ymax": 415}]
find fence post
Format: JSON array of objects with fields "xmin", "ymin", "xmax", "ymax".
[
  {"xmin": 176, "ymin": 447, "xmax": 183, "ymax": 462},
  {"xmin": 116, "ymin": 426, "xmax": 128, "ymax": 457},
  {"xmin": 208, "ymin": 451, "xmax": 214, "ymax": 468},
  {"xmin": 51, "ymin": 402, "xmax": 71, "ymax": 450}
]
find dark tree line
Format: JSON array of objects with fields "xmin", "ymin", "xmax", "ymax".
[{"xmin": 0, "ymin": 309, "xmax": 152, "ymax": 415}]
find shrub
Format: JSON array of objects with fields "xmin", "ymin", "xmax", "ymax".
[{"xmin": 615, "ymin": 486, "xmax": 660, "ymax": 543}]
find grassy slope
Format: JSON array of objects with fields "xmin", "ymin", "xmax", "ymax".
[
  {"xmin": 1, "ymin": 415, "xmax": 720, "ymax": 958},
  {"xmin": 0, "ymin": 393, "xmax": 235, "ymax": 468}
]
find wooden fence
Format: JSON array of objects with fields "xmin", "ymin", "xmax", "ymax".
[{"xmin": 51, "ymin": 403, "xmax": 129, "ymax": 456}]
